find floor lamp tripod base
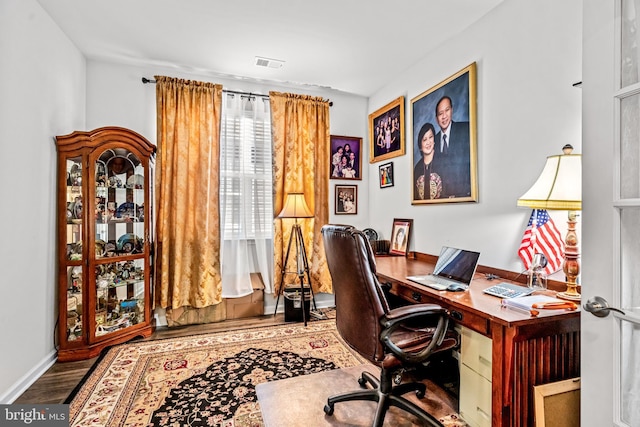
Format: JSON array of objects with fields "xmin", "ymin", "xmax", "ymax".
[{"xmin": 273, "ymin": 222, "xmax": 323, "ymax": 325}]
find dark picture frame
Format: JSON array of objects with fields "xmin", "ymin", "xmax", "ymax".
[
  {"xmin": 369, "ymin": 96, "xmax": 405, "ymax": 163},
  {"xmin": 330, "ymin": 135, "xmax": 362, "ymax": 180},
  {"xmin": 389, "ymin": 218, "xmax": 412, "ymax": 256},
  {"xmin": 411, "ymin": 63, "xmax": 478, "ymax": 204},
  {"xmin": 335, "ymin": 185, "xmax": 358, "ymax": 215},
  {"xmin": 379, "ymin": 162, "xmax": 394, "ymax": 188}
]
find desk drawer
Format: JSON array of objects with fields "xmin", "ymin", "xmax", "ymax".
[
  {"xmin": 391, "ymin": 283, "xmax": 428, "ymax": 304},
  {"xmin": 460, "ymin": 326, "xmax": 492, "ymax": 381},
  {"xmin": 448, "ymin": 307, "xmax": 490, "ymax": 336},
  {"xmin": 389, "ymin": 282, "xmax": 490, "ymax": 335},
  {"xmin": 459, "ymin": 363, "xmax": 492, "ymax": 427}
]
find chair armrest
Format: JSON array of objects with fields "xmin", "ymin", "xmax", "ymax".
[
  {"xmin": 380, "ymin": 304, "xmax": 451, "ymax": 363},
  {"xmin": 383, "ymin": 303, "xmax": 446, "ymax": 322}
]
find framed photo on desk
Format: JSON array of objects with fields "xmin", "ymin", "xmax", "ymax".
[{"xmin": 389, "ymin": 218, "xmax": 412, "ymax": 256}]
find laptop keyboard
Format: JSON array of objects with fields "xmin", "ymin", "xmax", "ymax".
[
  {"xmin": 407, "ymin": 274, "xmax": 457, "ymax": 290},
  {"xmin": 483, "ymin": 282, "xmax": 534, "ymax": 299},
  {"xmin": 429, "ymin": 275, "xmax": 455, "ymax": 286}
]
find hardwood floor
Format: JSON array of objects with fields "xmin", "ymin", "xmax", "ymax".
[{"xmin": 14, "ymin": 313, "xmax": 290, "ymax": 404}]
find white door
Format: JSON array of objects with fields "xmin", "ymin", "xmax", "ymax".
[{"xmin": 582, "ymin": 1, "xmax": 640, "ymax": 426}]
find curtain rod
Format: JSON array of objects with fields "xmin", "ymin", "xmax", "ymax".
[
  {"xmin": 141, "ymin": 77, "xmax": 268, "ymax": 98},
  {"xmin": 142, "ymin": 77, "xmax": 332, "ymax": 106}
]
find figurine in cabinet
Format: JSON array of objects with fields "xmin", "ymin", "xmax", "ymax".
[
  {"xmin": 68, "ymin": 163, "xmax": 82, "ymax": 186},
  {"xmin": 68, "ymin": 196, "xmax": 83, "ymax": 220},
  {"xmin": 96, "ymin": 161, "xmax": 107, "ymax": 186},
  {"xmin": 108, "ymin": 156, "xmax": 134, "ymax": 178},
  {"xmin": 69, "ymin": 266, "xmax": 82, "ymax": 293}
]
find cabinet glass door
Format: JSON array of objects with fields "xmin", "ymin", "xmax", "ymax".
[
  {"xmin": 93, "ymin": 148, "xmax": 146, "ymax": 338},
  {"xmin": 65, "ymin": 157, "xmax": 84, "ymax": 342},
  {"xmin": 66, "ymin": 157, "xmax": 83, "ymax": 261}
]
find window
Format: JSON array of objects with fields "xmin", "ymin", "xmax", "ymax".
[
  {"xmin": 219, "ymin": 93, "xmax": 274, "ymax": 296},
  {"xmin": 220, "ymin": 94, "xmax": 273, "ymax": 239}
]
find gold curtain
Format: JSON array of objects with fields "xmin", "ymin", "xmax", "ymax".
[
  {"xmin": 155, "ymin": 76, "xmax": 224, "ymax": 312},
  {"xmin": 270, "ymin": 91, "xmax": 332, "ymax": 294}
]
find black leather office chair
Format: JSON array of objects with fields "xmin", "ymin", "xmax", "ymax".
[{"xmin": 321, "ymin": 224, "xmax": 459, "ymax": 427}]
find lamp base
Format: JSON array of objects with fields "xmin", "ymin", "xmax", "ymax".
[{"xmin": 556, "ymin": 291, "xmax": 581, "ymax": 301}]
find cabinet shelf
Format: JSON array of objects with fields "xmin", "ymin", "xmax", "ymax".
[{"xmin": 56, "ymin": 126, "xmax": 156, "ymax": 362}]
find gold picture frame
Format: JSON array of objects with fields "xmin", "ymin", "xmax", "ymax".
[
  {"xmin": 411, "ymin": 62, "xmax": 478, "ymax": 204},
  {"xmin": 369, "ymin": 96, "xmax": 405, "ymax": 163}
]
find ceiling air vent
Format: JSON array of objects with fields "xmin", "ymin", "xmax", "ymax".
[{"xmin": 255, "ymin": 56, "xmax": 285, "ymax": 69}]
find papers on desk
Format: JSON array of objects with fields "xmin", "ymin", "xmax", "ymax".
[{"xmin": 501, "ymin": 295, "xmax": 578, "ymax": 317}]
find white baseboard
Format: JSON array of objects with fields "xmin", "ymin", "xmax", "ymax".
[{"xmin": 0, "ymin": 350, "xmax": 58, "ymax": 404}]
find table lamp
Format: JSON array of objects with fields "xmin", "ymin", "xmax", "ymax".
[
  {"xmin": 274, "ymin": 193, "xmax": 316, "ymax": 325},
  {"xmin": 517, "ymin": 145, "xmax": 582, "ymax": 301}
]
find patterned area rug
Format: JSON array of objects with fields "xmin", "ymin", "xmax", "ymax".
[
  {"xmin": 67, "ymin": 320, "xmax": 364, "ymax": 426},
  {"xmin": 66, "ymin": 319, "xmax": 467, "ymax": 426}
]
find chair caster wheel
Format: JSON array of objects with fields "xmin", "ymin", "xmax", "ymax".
[
  {"xmin": 324, "ymin": 404, "xmax": 334, "ymax": 415},
  {"xmin": 358, "ymin": 376, "xmax": 367, "ymax": 387},
  {"xmin": 416, "ymin": 389, "xmax": 425, "ymax": 399}
]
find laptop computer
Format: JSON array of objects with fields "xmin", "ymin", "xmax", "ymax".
[{"xmin": 407, "ymin": 246, "xmax": 481, "ymax": 291}]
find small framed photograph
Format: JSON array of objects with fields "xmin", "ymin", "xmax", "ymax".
[
  {"xmin": 369, "ymin": 96, "xmax": 405, "ymax": 163},
  {"xmin": 330, "ymin": 135, "xmax": 362, "ymax": 180},
  {"xmin": 335, "ymin": 185, "xmax": 357, "ymax": 215},
  {"xmin": 389, "ymin": 218, "xmax": 413, "ymax": 256},
  {"xmin": 379, "ymin": 162, "xmax": 394, "ymax": 188},
  {"xmin": 411, "ymin": 62, "xmax": 478, "ymax": 204}
]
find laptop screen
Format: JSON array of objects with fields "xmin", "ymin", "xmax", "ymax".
[{"xmin": 432, "ymin": 246, "xmax": 481, "ymax": 285}]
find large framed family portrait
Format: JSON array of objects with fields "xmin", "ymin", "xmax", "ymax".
[
  {"xmin": 411, "ymin": 63, "xmax": 478, "ymax": 204},
  {"xmin": 330, "ymin": 135, "xmax": 362, "ymax": 180},
  {"xmin": 369, "ymin": 96, "xmax": 405, "ymax": 163}
]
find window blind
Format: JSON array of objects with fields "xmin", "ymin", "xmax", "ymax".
[{"xmin": 220, "ymin": 94, "xmax": 273, "ymax": 240}]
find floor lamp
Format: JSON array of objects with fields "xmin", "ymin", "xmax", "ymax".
[
  {"xmin": 273, "ymin": 193, "xmax": 318, "ymax": 325},
  {"xmin": 517, "ymin": 145, "xmax": 582, "ymax": 301}
]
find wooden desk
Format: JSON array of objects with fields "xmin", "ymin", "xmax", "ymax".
[{"xmin": 374, "ymin": 253, "xmax": 580, "ymax": 427}]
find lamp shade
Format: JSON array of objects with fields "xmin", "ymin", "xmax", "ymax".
[
  {"xmin": 277, "ymin": 193, "xmax": 314, "ymax": 218},
  {"xmin": 517, "ymin": 145, "xmax": 582, "ymax": 211}
]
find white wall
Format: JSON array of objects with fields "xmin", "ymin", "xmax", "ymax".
[
  {"xmin": 0, "ymin": 0, "xmax": 86, "ymax": 402},
  {"xmin": 366, "ymin": 0, "xmax": 582, "ymax": 273}
]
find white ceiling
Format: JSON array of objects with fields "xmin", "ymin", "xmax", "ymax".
[{"xmin": 36, "ymin": 0, "xmax": 504, "ymax": 97}]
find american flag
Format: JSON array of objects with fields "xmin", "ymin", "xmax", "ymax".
[{"xmin": 518, "ymin": 209, "xmax": 564, "ymax": 275}]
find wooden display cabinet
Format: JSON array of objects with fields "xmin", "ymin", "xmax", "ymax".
[{"xmin": 56, "ymin": 127, "xmax": 155, "ymax": 361}]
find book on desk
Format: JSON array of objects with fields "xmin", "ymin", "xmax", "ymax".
[{"xmin": 501, "ymin": 294, "xmax": 579, "ymax": 317}]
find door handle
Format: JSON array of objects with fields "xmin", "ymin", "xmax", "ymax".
[{"xmin": 583, "ymin": 296, "xmax": 625, "ymax": 318}]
